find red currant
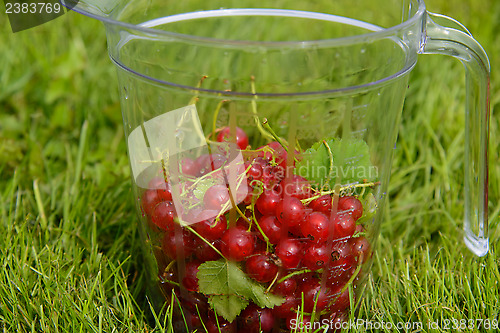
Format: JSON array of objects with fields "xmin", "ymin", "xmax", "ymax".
[
  {"xmin": 206, "ymin": 312, "xmax": 236, "ymax": 333},
  {"xmin": 338, "ymin": 196, "xmax": 363, "ymax": 221},
  {"xmin": 203, "ymin": 185, "xmax": 230, "ymax": 211},
  {"xmin": 325, "ymin": 265, "xmax": 353, "ymax": 286},
  {"xmin": 176, "ymin": 290, "xmax": 209, "ymax": 313},
  {"xmin": 196, "ymin": 154, "xmax": 227, "ymax": 176},
  {"xmin": 239, "ymin": 303, "xmax": 274, "ymax": 333},
  {"xmin": 148, "ymin": 176, "xmax": 173, "ymax": 201},
  {"xmin": 275, "ymin": 238, "xmax": 304, "ymax": 269},
  {"xmin": 245, "ymin": 253, "xmax": 278, "ymax": 283},
  {"xmin": 216, "ymin": 126, "xmax": 249, "ymax": 151},
  {"xmin": 330, "ymin": 284, "xmax": 351, "ymax": 313},
  {"xmin": 151, "ymin": 201, "xmax": 176, "ymax": 231},
  {"xmin": 194, "ymin": 212, "xmax": 227, "ymax": 241},
  {"xmin": 180, "ymin": 157, "xmax": 198, "ymax": 177},
  {"xmin": 349, "ymin": 236, "xmax": 371, "ymax": 264},
  {"xmin": 182, "ymin": 261, "xmax": 201, "ymax": 292},
  {"xmin": 162, "ymin": 229, "xmax": 195, "ymax": 260},
  {"xmin": 309, "ymin": 194, "xmax": 333, "ymax": 216},
  {"xmin": 279, "ymin": 175, "xmax": 312, "ymax": 200},
  {"xmin": 300, "ymin": 211, "xmax": 331, "ymax": 242},
  {"xmin": 273, "ymin": 277, "xmax": 297, "ymax": 296},
  {"xmin": 302, "ymin": 243, "xmax": 329, "ymax": 270},
  {"xmin": 257, "ymin": 215, "xmax": 282, "ymax": 244},
  {"xmin": 276, "ymin": 197, "xmax": 307, "ymax": 228},
  {"xmin": 256, "ymin": 189, "xmax": 281, "ymax": 216},
  {"xmin": 141, "ymin": 189, "xmax": 163, "ymax": 216},
  {"xmin": 330, "ymin": 241, "xmax": 356, "ymax": 269},
  {"xmin": 259, "ymin": 141, "xmax": 288, "ymax": 169},
  {"xmin": 332, "ymin": 213, "xmax": 356, "ymax": 239},
  {"xmin": 221, "ymin": 227, "xmax": 255, "ymax": 261},
  {"xmin": 194, "ymin": 239, "xmax": 222, "ymax": 262},
  {"xmin": 299, "ymin": 278, "xmax": 332, "ymax": 313}
]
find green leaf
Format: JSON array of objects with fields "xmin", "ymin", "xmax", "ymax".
[
  {"xmin": 208, "ymin": 295, "xmax": 249, "ymax": 323},
  {"xmin": 295, "ymin": 138, "xmax": 377, "ymax": 188},
  {"xmin": 197, "ymin": 259, "xmax": 284, "ymax": 322},
  {"xmin": 356, "ymin": 192, "xmax": 378, "ymax": 227}
]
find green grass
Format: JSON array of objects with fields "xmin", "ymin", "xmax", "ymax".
[{"xmin": 1, "ymin": 0, "xmax": 500, "ymax": 331}]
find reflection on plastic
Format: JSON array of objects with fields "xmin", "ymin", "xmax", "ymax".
[{"xmin": 127, "ymin": 104, "xmax": 248, "ymax": 226}]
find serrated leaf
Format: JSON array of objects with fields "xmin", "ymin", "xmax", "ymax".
[
  {"xmin": 208, "ymin": 295, "xmax": 249, "ymax": 323},
  {"xmin": 197, "ymin": 259, "xmax": 284, "ymax": 322},
  {"xmin": 296, "ymin": 138, "xmax": 376, "ymax": 188}
]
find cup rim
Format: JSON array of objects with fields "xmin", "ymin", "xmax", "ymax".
[{"xmin": 63, "ymin": 0, "xmax": 427, "ymax": 48}]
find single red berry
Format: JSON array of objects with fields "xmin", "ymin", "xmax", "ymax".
[
  {"xmin": 194, "ymin": 212, "xmax": 227, "ymax": 241},
  {"xmin": 330, "ymin": 241, "xmax": 356, "ymax": 269},
  {"xmin": 185, "ymin": 312, "xmax": 202, "ymax": 330},
  {"xmin": 276, "ymin": 197, "xmax": 307, "ymax": 228},
  {"xmin": 325, "ymin": 264, "xmax": 353, "ymax": 286},
  {"xmin": 280, "ymin": 175, "xmax": 312, "ymax": 200},
  {"xmin": 206, "ymin": 312, "xmax": 236, "ymax": 333},
  {"xmin": 221, "ymin": 227, "xmax": 255, "ymax": 261},
  {"xmin": 330, "ymin": 284, "xmax": 351, "ymax": 313},
  {"xmin": 245, "ymin": 253, "xmax": 279, "ymax": 283},
  {"xmin": 176, "ymin": 290, "xmax": 209, "ymax": 313},
  {"xmin": 257, "ymin": 215, "xmax": 282, "ymax": 244},
  {"xmin": 338, "ymin": 196, "xmax": 363, "ymax": 221},
  {"xmin": 141, "ymin": 189, "xmax": 163, "ymax": 216},
  {"xmin": 275, "ymin": 238, "xmax": 304, "ymax": 269},
  {"xmin": 309, "ymin": 194, "xmax": 333, "ymax": 216},
  {"xmin": 151, "ymin": 201, "xmax": 177, "ymax": 231},
  {"xmin": 302, "ymin": 243, "xmax": 329, "ymax": 270},
  {"xmin": 239, "ymin": 304, "xmax": 274, "ymax": 333},
  {"xmin": 297, "ymin": 272, "xmax": 315, "ymax": 285},
  {"xmin": 195, "ymin": 154, "xmax": 227, "ymax": 176},
  {"xmin": 194, "ymin": 239, "xmax": 222, "ymax": 262},
  {"xmin": 300, "ymin": 211, "xmax": 331, "ymax": 242},
  {"xmin": 273, "ymin": 277, "xmax": 297, "ymax": 296},
  {"xmin": 349, "ymin": 236, "xmax": 371, "ymax": 264},
  {"xmin": 217, "ymin": 126, "xmax": 249, "ymax": 151},
  {"xmin": 182, "ymin": 261, "xmax": 201, "ymax": 292},
  {"xmin": 203, "ymin": 185, "xmax": 230, "ymax": 211},
  {"xmin": 256, "ymin": 189, "xmax": 281, "ymax": 216},
  {"xmin": 332, "ymin": 213, "xmax": 356, "ymax": 239},
  {"xmin": 162, "ymin": 229, "xmax": 195, "ymax": 260},
  {"xmin": 148, "ymin": 176, "xmax": 173, "ymax": 201},
  {"xmin": 259, "ymin": 141, "xmax": 288, "ymax": 169},
  {"xmin": 180, "ymin": 157, "xmax": 198, "ymax": 177},
  {"xmin": 299, "ymin": 278, "xmax": 332, "ymax": 313}
]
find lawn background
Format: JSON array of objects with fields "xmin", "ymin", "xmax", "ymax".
[{"xmin": 0, "ymin": 0, "xmax": 499, "ymax": 331}]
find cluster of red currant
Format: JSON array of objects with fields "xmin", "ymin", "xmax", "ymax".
[{"xmin": 140, "ymin": 126, "xmax": 372, "ymax": 332}]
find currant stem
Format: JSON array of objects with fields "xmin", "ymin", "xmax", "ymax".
[
  {"xmin": 300, "ymin": 181, "xmax": 381, "ymax": 205},
  {"xmin": 265, "ymin": 271, "xmax": 280, "ymax": 294},
  {"xmin": 262, "ymin": 118, "xmax": 289, "ymax": 152},
  {"xmin": 251, "ymin": 200, "xmax": 271, "ymax": 252},
  {"xmin": 277, "ymin": 268, "xmax": 315, "ymax": 284},
  {"xmin": 188, "ymin": 75, "xmax": 208, "ymax": 105},
  {"xmin": 184, "ymin": 225, "xmax": 226, "ymax": 259},
  {"xmin": 323, "ymin": 140, "xmax": 334, "ymax": 190},
  {"xmin": 211, "ymin": 99, "xmax": 229, "ymax": 141},
  {"xmin": 250, "ymin": 76, "xmax": 274, "ymax": 141},
  {"xmin": 164, "ymin": 259, "xmax": 177, "ymax": 274}
]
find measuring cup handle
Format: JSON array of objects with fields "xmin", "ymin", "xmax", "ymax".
[{"xmin": 420, "ymin": 12, "xmax": 490, "ymax": 256}]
